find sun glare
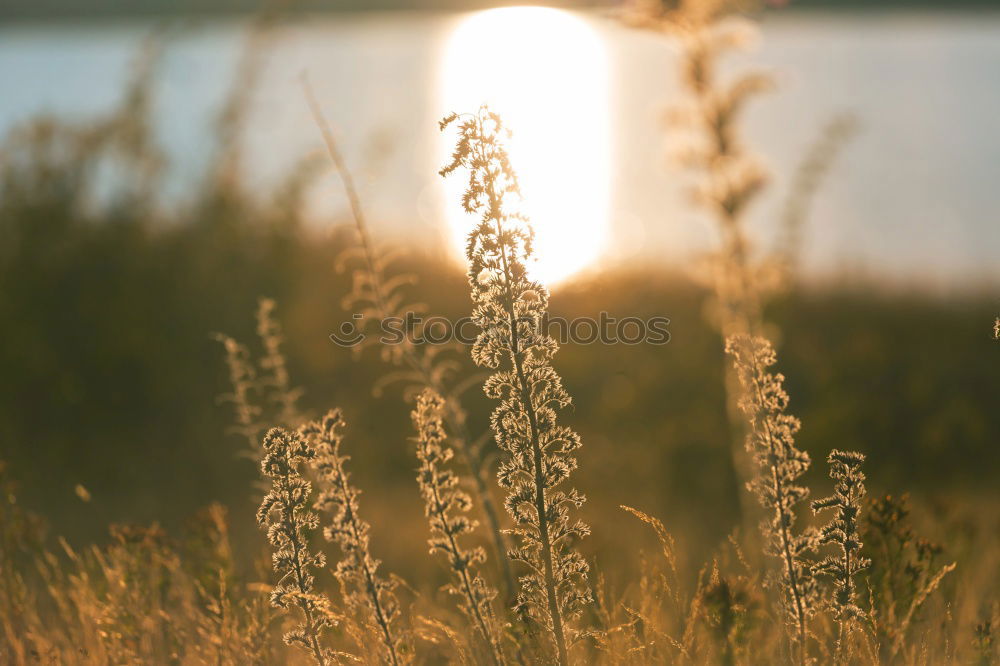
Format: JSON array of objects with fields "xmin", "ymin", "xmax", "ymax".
[{"xmin": 439, "ymin": 7, "xmax": 610, "ymax": 286}]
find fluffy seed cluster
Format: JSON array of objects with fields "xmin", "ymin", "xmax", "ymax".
[
  {"xmin": 440, "ymin": 107, "xmax": 590, "ymax": 665},
  {"xmin": 725, "ymin": 334, "xmax": 818, "ymax": 656},
  {"xmin": 300, "ymin": 410, "xmax": 404, "ymax": 666},
  {"xmin": 411, "ymin": 389, "xmax": 505, "ymax": 665},
  {"xmin": 255, "ymin": 427, "xmax": 335, "ymax": 664}
]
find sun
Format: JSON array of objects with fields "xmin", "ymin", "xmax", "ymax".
[{"xmin": 439, "ymin": 6, "xmax": 611, "ymax": 286}]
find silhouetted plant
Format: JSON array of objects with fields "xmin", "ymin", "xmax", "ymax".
[
  {"xmin": 973, "ymin": 620, "xmax": 996, "ymax": 666},
  {"xmin": 440, "ymin": 107, "xmax": 591, "ymax": 665},
  {"xmin": 411, "ymin": 388, "xmax": 505, "ymax": 665},
  {"xmin": 863, "ymin": 494, "xmax": 956, "ymax": 663},
  {"xmin": 256, "ymin": 427, "xmax": 337, "ymax": 664},
  {"xmin": 304, "ymin": 83, "xmax": 516, "ymax": 600},
  {"xmin": 256, "ymin": 297, "xmax": 304, "ymax": 428},
  {"xmin": 812, "ymin": 449, "xmax": 871, "ymax": 662},
  {"xmin": 301, "ymin": 410, "xmax": 405, "ymax": 665},
  {"xmin": 700, "ymin": 566, "xmax": 764, "ymax": 666},
  {"xmin": 726, "ymin": 334, "xmax": 818, "ymax": 663}
]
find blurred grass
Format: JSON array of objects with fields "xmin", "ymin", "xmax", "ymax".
[{"xmin": 2, "ymin": 185, "xmax": 997, "ymax": 559}]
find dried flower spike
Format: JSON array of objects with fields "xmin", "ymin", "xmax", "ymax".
[
  {"xmin": 411, "ymin": 388, "xmax": 505, "ymax": 665},
  {"xmin": 301, "ymin": 409, "xmax": 405, "ymax": 665},
  {"xmin": 812, "ymin": 449, "xmax": 871, "ymax": 662},
  {"xmin": 256, "ymin": 427, "xmax": 336, "ymax": 664},
  {"xmin": 440, "ymin": 106, "xmax": 591, "ymax": 665},
  {"xmin": 726, "ymin": 334, "xmax": 818, "ymax": 663},
  {"xmin": 304, "ymin": 83, "xmax": 516, "ymax": 599}
]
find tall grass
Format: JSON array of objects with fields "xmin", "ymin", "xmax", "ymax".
[
  {"xmin": 304, "ymin": 81, "xmax": 517, "ymax": 602},
  {"xmin": 0, "ymin": 6, "xmax": 997, "ymax": 666}
]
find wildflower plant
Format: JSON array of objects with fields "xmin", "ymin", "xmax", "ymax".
[
  {"xmin": 622, "ymin": 0, "xmax": 787, "ymax": 531},
  {"xmin": 411, "ymin": 388, "xmax": 505, "ymax": 665},
  {"xmin": 256, "ymin": 297, "xmax": 304, "ymax": 428},
  {"xmin": 301, "ymin": 409, "xmax": 405, "ymax": 665},
  {"xmin": 812, "ymin": 450, "xmax": 871, "ymax": 661},
  {"xmin": 700, "ymin": 565, "xmax": 765, "ymax": 666},
  {"xmin": 216, "ymin": 298, "xmax": 303, "ymax": 461},
  {"xmin": 623, "ymin": 0, "xmax": 775, "ymax": 337},
  {"xmin": 625, "ymin": 1, "xmax": 855, "ymax": 328},
  {"xmin": 863, "ymin": 494, "xmax": 957, "ymax": 662},
  {"xmin": 256, "ymin": 427, "xmax": 336, "ymax": 664},
  {"xmin": 440, "ymin": 107, "xmax": 591, "ymax": 665},
  {"xmin": 726, "ymin": 334, "xmax": 818, "ymax": 661},
  {"xmin": 215, "ymin": 333, "xmax": 265, "ymax": 458},
  {"xmin": 304, "ymin": 83, "xmax": 516, "ymax": 599}
]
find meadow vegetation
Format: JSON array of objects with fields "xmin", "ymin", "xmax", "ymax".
[{"xmin": 1, "ymin": 2, "xmax": 999, "ymax": 664}]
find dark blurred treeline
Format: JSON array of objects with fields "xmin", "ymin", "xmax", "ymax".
[
  {"xmin": 0, "ymin": 35, "xmax": 998, "ymax": 571},
  {"xmin": 1, "ymin": 0, "xmax": 995, "ymax": 23}
]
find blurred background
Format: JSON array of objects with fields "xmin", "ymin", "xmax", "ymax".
[{"xmin": 1, "ymin": 0, "xmax": 998, "ymax": 577}]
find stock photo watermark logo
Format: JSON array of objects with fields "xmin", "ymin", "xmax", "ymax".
[{"xmin": 330, "ymin": 312, "xmax": 671, "ymax": 348}]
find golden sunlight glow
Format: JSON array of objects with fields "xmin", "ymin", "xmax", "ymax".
[{"xmin": 439, "ymin": 7, "xmax": 610, "ymax": 286}]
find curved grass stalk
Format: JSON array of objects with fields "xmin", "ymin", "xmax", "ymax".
[{"xmin": 777, "ymin": 114, "xmax": 859, "ymax": 282}]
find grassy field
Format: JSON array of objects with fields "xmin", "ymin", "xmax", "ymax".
[{"xmin": 1, "ymin": 2, "xmax": 998, "ymax": 664}]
